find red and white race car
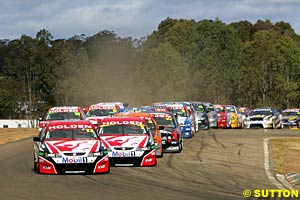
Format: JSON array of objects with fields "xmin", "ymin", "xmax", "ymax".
[
  {"xmin": 98, "ymin": 117, "xmax": 157, "ymax": 167},
  {"xmin": 33, "ymin": 120, "xmax": 110, "ymax": 174},
  {"xmin": 85, "ymin": 103, "xmax": 120, "ymax": 126},
  {"xmin": 38, "ymin": 106, "xmax": 86, "ymax": 131}
]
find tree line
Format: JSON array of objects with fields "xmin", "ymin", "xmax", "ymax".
[{"xmin": 1, "ymin": 18, "xmax": 300, "ymax": 119}]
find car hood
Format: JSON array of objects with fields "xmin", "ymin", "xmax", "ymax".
[
  {"xmin": 100, "ymin": 135, "xmax": 148, "ymax": 150},
  {"xmin": 45, "ymin": 140, "xmax": 100, "ymax": 154}
]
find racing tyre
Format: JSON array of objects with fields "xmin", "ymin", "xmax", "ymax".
[
  {"xmin": 280, "ymin": 122, "xmax": 283, "ymax": 129},
  {"xmin": 157, "ymin": 148, "xmax": 163, "ymax": 158},
  {"xmin": 178, "ymin": 140, "xmax": 183, "ymax": 153},
  {"xmin": 33, "ymin": 154, "xmax": 37, "ymax": 171},
  {"xmin": 298, "ymin": 121, "xmax": 300, "ymax": 129},
  {"xmin": 272, "ymin": 121, "xmax": 276, "ymax": 129}
]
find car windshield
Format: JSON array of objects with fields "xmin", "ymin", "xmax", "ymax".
[
  {"xmin": 45, "ymin": 128, "xmax": 97, "ymax": 139},
  {"xmin": 225, "ymin": 106, "xmax": 236, "ymax": 113},
  {"xmin": 174, "ymin": 109, "xmax": 187, "ymax": 117},
  {"xmin": 282, "ymin": 111, "xmax": 300, "ymax": 117},
  {"xmin": 145, "ymin": 120, "xmax": 156, "ymax": 129},
  {"xmin": 99, "ymin": 124, "xmax": 147, "ymax": 134},
  {"xmin": 86, "ymin": 109, "xmax": 116, "ymax": 117},
  {"xmin": 153, "ymin": 117, "xmax": 175, "ymax": 127},
  {"xmin": 194, "ymin": 104, "xmax": 205, "ymax": 112},
  {"xmin": 46, "ymin": 112, "xmax": 81, "ymax": 120},
  {"xmin": 215, "ymin": 107, "xmax": 225, "ymax": 112},
  {"xmin": 250, "ymin": 110, "xmax": 273, "ymax": 116},
  {"xmin": 206, "ymin": 106, "xmax": 214, "ymax": 112}
]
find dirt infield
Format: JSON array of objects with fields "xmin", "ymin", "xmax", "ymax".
[
  {"xmin": 270, "ymin": 138, "xmax": 300, "ymax": 174},
  {"xmin": 0, "ymin": 128, "xmax": 38, "ymax": 145}
]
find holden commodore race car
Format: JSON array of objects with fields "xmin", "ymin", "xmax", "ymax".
[
  {"xmin": 203, "ymin": 102, "xmax": 218, "ymax": 128},
  {"xmin": 98, "ymin": 117, "xmax": 157, "ymax": 167},
  {"xmin": 85, "ymin": 103, "xmax": 120, "ymax": 126},
  {"xmin": 33, "ymin": 120, "xmax": 110, "ymax": 174},
  {"xmin": 214, "ymin": 104, "xmax": 243, "ymax": 128},
  {"xmin": 115, "ymin": 112, "xmax": 164, "ymax": 158},
  {"xmin": 164, "ymin": 103, "xmax": 193, "ymax": 138},
  {"xmin": 191, "ymin": 102, "xmax": 209, "ymax": 130},
  {"xmin": 244, "ymin": 107, "xmax": 283, "ymax": 129},
  {"xmin": 38, "ymin": 106, "xmax": 86, "ymax": 132},
  {"xmin": 281, "ymin": 108, "xmax": 300, "ymax": 129},
  {"xmin": 150, "ymin": 112, "xmax": 183, "ymax": 153}
]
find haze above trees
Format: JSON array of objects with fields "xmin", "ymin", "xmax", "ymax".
[{"xmin": 1, "ymin": 18, "xmax": 300, "ymax": 119}]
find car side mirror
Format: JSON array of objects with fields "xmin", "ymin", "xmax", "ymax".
[
  {"xmin": 158, "ymin": 126, "xmax": 164, "ymax": 130},
  {"xmin": 33, "ymin": 136, "xmax": 41, "ymax": 142}
]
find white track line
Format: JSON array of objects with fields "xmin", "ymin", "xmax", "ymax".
[{"xmin": 263, "ymin": 138, "xmax": 285, "ymax": 189}]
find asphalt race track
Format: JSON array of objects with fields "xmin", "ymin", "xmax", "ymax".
[{"xmin": 1, "ymin": 129, "xmax": 299, "ymax": 200}]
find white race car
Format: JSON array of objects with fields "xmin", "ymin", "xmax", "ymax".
[{"xmin": 244, "ymin": 107, "xmax": 282, "ymax": 129}]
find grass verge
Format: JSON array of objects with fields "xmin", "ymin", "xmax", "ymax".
[
  {"xmin": 0, "ymin": 128, "xmax": 38, "ymax": 145},
  {"xmin": 270, "ymin": 138, "xmax": 300, "ymax": 175}
]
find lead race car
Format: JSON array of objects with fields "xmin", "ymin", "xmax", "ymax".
[
  {"xmin": 33, "ymin": 120, "xmax": 110, "ymax": 174},
  {"xmin": 98, "ymin": 117, "xmax": 157, "ymax": 167}
]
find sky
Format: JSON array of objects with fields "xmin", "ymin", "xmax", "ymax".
[{"xmin": 0, "ymin": 0, "xmax": 299, "ymax": 40}]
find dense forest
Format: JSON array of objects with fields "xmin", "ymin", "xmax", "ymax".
[{"xmin": 1, "ymin": 18, "xmax": 300, "ymax": 119}]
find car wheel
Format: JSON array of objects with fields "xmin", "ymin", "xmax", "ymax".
[
  {"xmin": 280, "ymin": 122, "xmax": 283, "ymax": 129},
  {"xmin": 33, "ymin": 154, "xmax": 37, "ymax": 171},
  {"xmin": 33, "ymin": 161, "xmax": 37, "ymax": 171},
  {"xmin": 178, "ymin": 140, "xmax": 183, "ymax": 153},
  {"xmin": 297, "ymin": 121, "xmax": 300, "ymax": 129},
  {"xmin": 157, "ymin": 147, "xmax": 163, "ymax": 158}
]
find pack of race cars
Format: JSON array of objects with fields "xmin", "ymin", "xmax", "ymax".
[{"xmin": 33, "ymin": 101, "xmax": 300, "ymax": 174}]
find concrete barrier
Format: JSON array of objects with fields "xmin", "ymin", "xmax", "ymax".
[{"xmin": 0, "ymin": 120, "xmax": 37, "ymax": 128}]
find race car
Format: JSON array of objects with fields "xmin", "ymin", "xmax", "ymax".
[
  {"xmin": 191, "ymin": 102, "xmax": 210, "ymax": 130},
  {"xmin": 244, "ymin": 107, "xmax": 283, "ymax": 129},
  {"xmin": 85, "ymin": 103, "xmax": 120, "ymax": 126},
  {"xmin": 150, "ymin": 112, "xmax": 183, "ymax": 153},
  {"xmin": 203, "ymin": 102, "xmax": 218, "ymax": 128},
  {"xmin": 238, "ymin": 107, "xmax": 252, "ymax": 127},
  {"xmin": 115, "ymin": 112, "xmax": 164, "ymax": 158},
  {"xmin": 282, "ymin": 108, "xmax": 300, "ymax": 129},
  {"xmin": 38, "ymin": 106, "xmax": 86, "ymax": 132},
  {"xmin": 164, "ymin": 103, "xmax": 194, "ymax": 138},
  {"xmin": 32, "ymin": 120, "xmax": 110, "ymax": 174},
  {"xmin": 214, "ymin": 104, "xmax": 243, "ymax": 128},
  {"xmin": 182, "ymin": 102, "xmax": 198, "ymax": 132},
  {"xmin": 98, "ymin": 117, "xmax": 157, "ymax": 167}
]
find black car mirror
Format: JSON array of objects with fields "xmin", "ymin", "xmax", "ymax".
[{"xmin": 33, "ymin": 136, "xmax": 40, "ymax": 142}]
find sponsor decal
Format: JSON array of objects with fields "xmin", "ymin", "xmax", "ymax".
[
  {"xmin": 62, "ymin": 157, "xmax": 88, "ymax": 163},
  {"xmin": 111, "ymin": 151, "xmax": 136, "ymax": 157},
  {"xmin": 49, "ymin": 108, "xmax": 78, "ymax": 113},
  {"xmin": 152, "ymin": 113, "xmax": 172, "ymax": 118},
  {"xmin": 102, "ymin": 121, "xmax": 143, "ymax": 126},
  {"xmin": 89, "ymin": 105, "xmax": 117, "ymax": 110},
  {"xmin": 48, "ymin": 124, "xmax": 93, "ymax": 130},
  {"xmin": 166, "ymin": 104, "xmax": 184, "ymax": 109}
]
